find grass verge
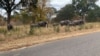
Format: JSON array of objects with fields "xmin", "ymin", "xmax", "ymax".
[{"xmin": 0, "ymin": 22, "xmax": 100, "ymax": 51}]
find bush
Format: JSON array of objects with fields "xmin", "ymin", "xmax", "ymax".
[
  {"xmin": 0, "ymin": 28, "xmax": 7, "ymax": 34},
  {"xmin": 29, "ymin": 27, "xmax": 35, "ymax": 35},
  {"xmin": 53, "ymin": 25, "xmax": 60, "ymax": 33},
  {"xmin": 65, "ymin": 26, "xmax": 71, "ymax": 32}
]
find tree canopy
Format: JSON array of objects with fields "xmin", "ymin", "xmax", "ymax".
[
  {"xmin": 54, "ymin": 0, "xmax": 100, "ymax": 22},
  {"xmin": 0, "ymin": 0, "xmax": 38, "ymax": 30},
  {"xmin": 54, "ymin": 4, "xmax": 75, "ymax": 22}
]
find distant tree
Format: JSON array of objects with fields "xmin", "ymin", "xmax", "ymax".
[
  {"xmin": 72, "ymin": 0, "xmax": 98, "ymax": 22},
  {"xmin": 54, "ymin": 4, "xmax": 75, "ymax": 22},
  {"xmin": 87, "ymin": 7, "xmax": 100, "ymax": 22},
  {"xmin": 20, "ymin": 10, "xmax": 33, "ymax": 24},
  {"xmin": 40, "ymin": 7, "xmax": 57, "ymax": 23}
]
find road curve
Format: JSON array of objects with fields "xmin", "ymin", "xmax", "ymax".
[{"xmin": 0, "ymin": 32, "xmax": 100, "ymax": 56}]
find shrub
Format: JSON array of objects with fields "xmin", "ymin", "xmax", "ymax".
[
  {"xmin": 29, "ymin": 27, "xmax": 35, "ymax": 35},
  {"xmin": 65, "ymin": 26, "xmax": 71, "ymax": 32},
  {"xmin": 12, "ymin": 27, "xmax": 20, "ymax": 32},
  {"xmin": 53, "ymin": 25, "xmax": 60, "ymax": 33},
  {"xmin": 0, "ymin": 28, "xmax": 7, "ymax": 34}
]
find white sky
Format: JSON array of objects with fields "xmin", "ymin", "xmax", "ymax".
[
  {"xmin": 50, "ymin": 0, "xmax": 72, "ymax": 10},
  {"xmin": 50, "ymin": 0, "xmax": 100, "ymax": 10}
]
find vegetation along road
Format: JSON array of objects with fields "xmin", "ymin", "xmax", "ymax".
[{"xmin": 0, "ymin": 32, "xmax": 100, "ymax": 56}]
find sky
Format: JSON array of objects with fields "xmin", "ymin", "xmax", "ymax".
[
  {"xmin": 50, "ymin": 0, "xmax": 72, "ymax": 10},
  {"xmin": 1, "ymin": 0, "xmax": 100, "ymax": 17},
  {"xmin": 50, "ymin": 0, "xmax": 100, "ymax": 10},
  {"xmin": 10, "ymin": 0, "xmax": 100, "ymax": 10}
]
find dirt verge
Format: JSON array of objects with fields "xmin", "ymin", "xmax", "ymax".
[{"xmin": 0, "ymin": 28, "xmax": 100, "ymax": 52}]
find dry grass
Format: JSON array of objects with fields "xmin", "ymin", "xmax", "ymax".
[{"xmin": 0, "ymin": 22, "xmax": 100, "ymax": 51}]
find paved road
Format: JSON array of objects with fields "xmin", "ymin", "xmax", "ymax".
[{"xmin": 0, "ymin": 32, "xmax": 100, "ymax": 56}]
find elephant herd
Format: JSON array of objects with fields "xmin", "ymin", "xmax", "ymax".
[
  {"xmin": 6, "ymin": 19, "xmax": 84, "ymax": 31},
  {"xmin": 60, "ymin": 19, "xmax": 85, "ymax": 26},
  {"xmin": 30, "ymin": 19, "xmax": 85, "ymax": 28},
  {"xmin": 30, "ymin": 21, "xmax": 48, "ymax": 28}
]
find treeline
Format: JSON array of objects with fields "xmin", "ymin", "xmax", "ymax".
[{"xmin": 53, "ymin": 0, "xmax": 100, "ymax": 22}]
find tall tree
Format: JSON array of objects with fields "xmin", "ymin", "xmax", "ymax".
[
  {"xmin": 72, "ymin": 0, "xmax": 98, "ymax": 22},
  {"xmin": 54, "ymin": 4, "xmax": 75, "ymax": 22},
  {"xmin": 0, "ymin": 0, "xmax": 38, "ymax": 30},
  {"xmin": 0, "ymin": 0, "xmax": 22, "ymax": 30},
  {"xmin": 28, "ymin": 0, "xmax": 50, "ymax": 23}
]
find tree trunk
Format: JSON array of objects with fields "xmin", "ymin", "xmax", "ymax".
[
  {"xmin": 7, "ymin": 12, "xmax": 13, "ymax": 31},
  {"xmin": 81, "ymin": 14, "xmax": 86, "ymax": 24}
]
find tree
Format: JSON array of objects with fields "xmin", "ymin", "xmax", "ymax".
[
  {"xmin": 87, "ymin": 7, "xmax": 100, "ymax": 22},
  {"xmin": 0, "ymin": 0, "xmax": 38, "ymax": 30},
  {"xmin": 0, "ymin": 0, "xmax": 22, "ymax": 30},
  {"xmin": 11, "ymin": 10, "xmax": 31, "ymax": 24},
  {"xmin": 54, "ymin": 4, "xmax": 75, "ymax": 22},
  {"xmin": 46, "ymin": 7, "xmax": 57, "ymax": 22},
  {"xmin": 20, "ymin": 10, "xmax": 34, "ymax": 24},
  {"xmin": 27, "ymin": 0, "xmax": 50, "ymax": 23},
  {"xmin": 72, "ymin": 0, "xmax": 98, "ymax": 22}
]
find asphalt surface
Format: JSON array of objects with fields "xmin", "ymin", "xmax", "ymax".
[{"xmin": 0, "ymin": 32, "xmax": 100, "ymax": 56}]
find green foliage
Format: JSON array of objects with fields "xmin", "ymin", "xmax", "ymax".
[
  {"xmin": 12, "ymin": 10, "xmax": 33, "ymax": 24},
  {"xmin": 72, "ymin": 0, "xmax": 99, "ymax": 21},
  {"xmin": 28, "ymin": 0, "xmax": 51, "ymax": 23},
  {"xmin": 20, "ymin": 11, "xmax": 33, "ymax": 24},
  {"xmin": 72, "ymin": 0, "xmax": 98, "ymax": 15},
  {"xmin": 86, "ymin": 7, "xmax": 100, "ymax": 22},
  {"xmin": 21, "ymin": 0, "xmax": 38, "ymax": 8},
  {"xmin": 55, "ymin": 4, "xmax": 75, "ymax": 22},
  {"xmin": 54, "ymin": 0, "xmax": 99, "ymax": 22}
]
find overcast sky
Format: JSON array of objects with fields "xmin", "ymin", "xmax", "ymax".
[
  {"xmin": 50, "ymin": 0, "xmax": 100, "ymax": 10},
  {"xmin": 50, "ymin": 0, "xmax": 72, "ymax": 10}
]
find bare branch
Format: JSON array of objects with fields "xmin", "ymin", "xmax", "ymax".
[{"xmin": 11, "ymin": 0, "xmax": 22, "ymax": 11}]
